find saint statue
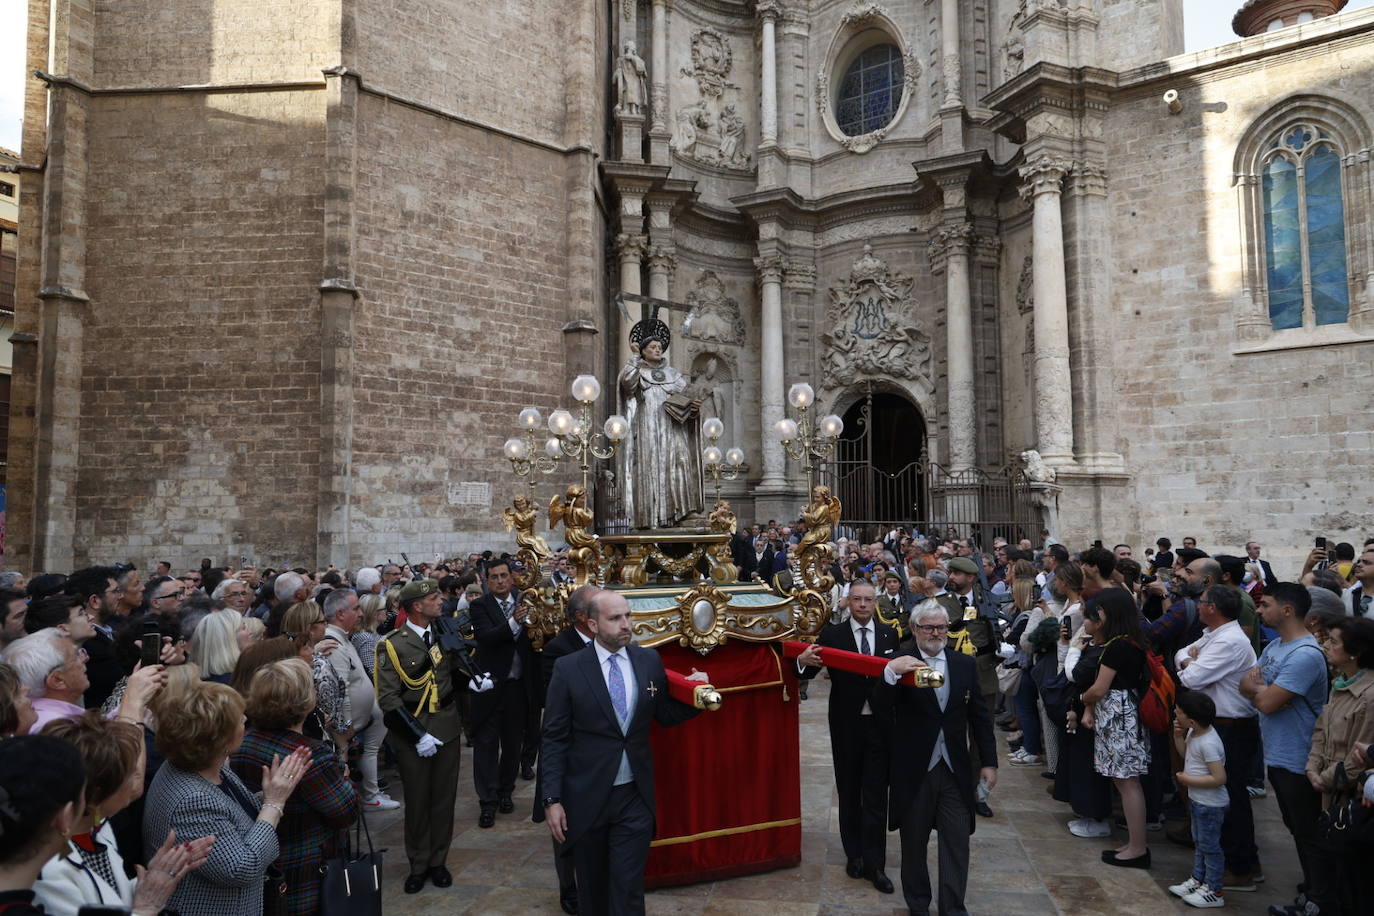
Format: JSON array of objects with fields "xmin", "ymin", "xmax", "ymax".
[
  {"xmin": 717, "ymin": 104, "xmax": 747, "ymax": 168},
  {"xmin": 617, "ymin": 316, "xmax": 705, "ymax": 529},
  {"xmin": 614, "ymin": 41, "xmax": 648, "ymax": 117}
]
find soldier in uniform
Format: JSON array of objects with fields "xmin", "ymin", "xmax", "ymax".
[
  {"xmin": 375, "ymin": 578, "xmax": 465, "ymax": 894},
  {"xmin": 933, "ymin": 555, "xmax": 1002, "ymax": 818}
]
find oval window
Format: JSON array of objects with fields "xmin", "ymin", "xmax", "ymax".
[{"xmin": 835, "ymin": 44, "xmax": 904, "ymax": 137}]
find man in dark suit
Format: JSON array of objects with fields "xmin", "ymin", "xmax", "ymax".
[
  {"xmin": 876, "ymin": 601, "xmax": 997, "ymax": 916},
  {"xmin": 1245, "ymin": 541, "xmax": 1279, "ymax": 589},
  {"xmin": 540, "ymin": 589, "xmax": 701, "ymax": 916},
  {"xmin": 469, "ymin": 558, "xmax": 541, "ymax": 826},
  {"xmin": 731, "ymin": 530, "xmax": 758, "ymax": 582},
  {"xmin": 63, "ymin": 566, "xmax": 124, "ymax": 710},
  {"xmin": 796, "ymin": 578, "xmax": 898, "ymax": 893},
  {"xmin": 533, "ymin": 585, "xmax": 597, "ymax": 915}
]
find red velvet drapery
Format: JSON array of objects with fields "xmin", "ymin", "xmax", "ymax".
[{"xmin": 646, "ymin": 642, "xmax": 801, "ymax": 887}]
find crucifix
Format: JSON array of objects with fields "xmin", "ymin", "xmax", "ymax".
[{"xmin": 646, "ymin": 682, "xmax": 659, "ymax": 696}]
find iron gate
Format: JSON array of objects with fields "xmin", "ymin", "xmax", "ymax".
[{"xmin": 819, "ymin": 395, "xmax": 1036, "ymax": 548}]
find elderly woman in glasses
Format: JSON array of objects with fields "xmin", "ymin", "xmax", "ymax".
[{"xmin": 280, "ymin": 602, "xmax": 351, "ymax": 751}]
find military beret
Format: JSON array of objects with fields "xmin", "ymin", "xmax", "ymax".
[
  {"xmin": 397, "ymin": 578, "xmax": 439, "ymax": 603},
  {"xmin": 946, "ymin": 557, "xmax": 979, "ymax": 575}
]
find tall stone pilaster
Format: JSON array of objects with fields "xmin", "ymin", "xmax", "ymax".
[{"xmin": 755, "ymin": 253, "xmax": 787, "ymax": 491}]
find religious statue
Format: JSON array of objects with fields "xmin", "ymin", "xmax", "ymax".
[
  {"xmin": 690, "ymin": 356, "xmax": 729, "ymax": 438},
  {"xmin": 716, "ymin": 104, "xmax": 748, "ymax": 168},
  {"xmin": 1019, "ymin": 449, "xmax": 1057, "ymax": 484},
  {"xmin": 614, "ymin": 41, "xmax": 648, "ymax": 117},
  {"xmin": 708, "ymin": 499, "xmax": 737, "ymax": 535},
  {"xmin": 797, "ymin": 484, "xmax": 841, "ymax": 561},
  {"xmin": 502, "ymin": 494, "xmax": 551, "ymax": 559},
  {"xmin": 671, "ymin": 102, "xmax": 710, "ymax": 156},
  {"xmin": 549, "ymin": 483, "xmax": 602, "ymax": 582},
  {"xmin": 617, "ymin": 316, "xmax": 706, "ymax": 529}
]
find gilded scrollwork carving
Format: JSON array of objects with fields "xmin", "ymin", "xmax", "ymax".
[
  {"xmin": 549, "ymin": 484, "xmax": 604, "ymax": 586},
  {"xmin": 767, "ymin": 485, "xmax": 841, "ymax": 639}
]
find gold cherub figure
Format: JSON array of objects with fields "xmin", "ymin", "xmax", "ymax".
[{"xmin": 503, "ymin": 494, "xmax": 551, "ymax": 559}]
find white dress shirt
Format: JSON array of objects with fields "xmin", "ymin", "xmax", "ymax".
[
  {"xmin": 593, "ymin": 641, "xmax": 636, "ymax": 785},
  {"xmin": 1176, "ymin": 619, "xmax": 1258, "ymax": 718},
  {"xmin": 851, "ymin": 616, "xmax": 878, "ymax": 715},
  {"xmin": 884, "ymin": 650, "xmax": 952, "ymax": 771},
  {"xmin": 405, "ymin": 619, "xmax": 432, "ymax": 644}
]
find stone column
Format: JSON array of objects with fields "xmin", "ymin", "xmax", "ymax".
[
  {"xmin": 649, "ymin": 0, "xmax": 671, "ymax": 162},
  {"xmin": 647, "ymin": 244, "xmax": 677, "ymax": 330},
  {"xmin": 758, "ymin": 0, "xmax": 780, "ymax": 146},
  {"xmin": 615, "ymin": 233, "xmax": 648, "ymax": 368},
  {"xmin": 936, "ymin": 224, "xmax": 977, "ymax": 471},
  {"xmin": 941, "ymin": 0, "xmax": 962, "ymax": 109},
  {"xmin": 755, "ymin": 253, "xmax": 787, "ymax": 489},
  {"xmin": 1019, "ymin": 155, "xmax": 1075, "ymax": 467}
]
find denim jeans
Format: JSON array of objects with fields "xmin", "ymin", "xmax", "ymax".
[
  {"xmin": 1014, "ymin": 672, "xmax": 1042, "ymax": 756},
  {"xmin": 1190, "ymin": 800, "xmax": 1229, "ymax": 891}
]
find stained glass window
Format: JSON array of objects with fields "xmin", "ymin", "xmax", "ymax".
[
  {"xmin": 1260, "ymin": 125, "xmax": 1350, "ymax": 329},
  {"xmin": 836, "ymin": 44, "xmax": 904, "ymax": 137}
]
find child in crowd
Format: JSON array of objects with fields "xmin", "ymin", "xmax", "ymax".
[{"xmin": 1169, "ymin": 691, "xmax": 1229, "ymax": 908}]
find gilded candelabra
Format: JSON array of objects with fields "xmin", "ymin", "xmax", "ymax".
[
  {"xmin": 700, "ymin": 417, "xmax": 745, "ymax": 506},
  {"xmin": 770, "ymin": 383, "xmax": 844, "ymax": 491},
  {"xmin": 547, "ymin": 375, "xmax": 628, "ymax": 494},
  {"xmin": 502, "ymin": 408, "xmax": 565, "ymax": 495}
]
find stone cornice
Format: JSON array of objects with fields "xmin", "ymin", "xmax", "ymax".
[
  {"xmin": 983, "ymin": 63, "xmax": 1117, "ymax": 144},
  {"xmin": 732, "ymin": 182, "xmax": 930, "ymax": 234}
]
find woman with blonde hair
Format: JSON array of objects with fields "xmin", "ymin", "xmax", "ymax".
[
  {"xmin": 231, "ymin": 659, "xmax": 358, "ymax": 916},
  {"xmin": 0, "ymin": 662, "xmax": 36, "ymax": 737},
  {"xmin": 189, "ymin": 609, "xmax": 243, "ymax": 683},
  {"xmin": 352, "ymin": 593, "xmax": 387, "ymax": 677},
  {"xmin": 280, "ymin": 602, "xmax": 350, "ymax": 749}
]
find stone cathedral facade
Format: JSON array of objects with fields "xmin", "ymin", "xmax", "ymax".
[{"xmin": 7, "ymin": 0, "xmax": 1374, "ymax": 572}]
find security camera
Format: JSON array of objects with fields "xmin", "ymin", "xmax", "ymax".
[{"xmin": 1164, "ymin": 89, "xmax": 1182, "ymax": 115}]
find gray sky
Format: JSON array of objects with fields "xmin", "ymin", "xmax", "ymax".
[{"xmin": 2, "ymin": 0, "xmax": 1372, "ymax": 152}]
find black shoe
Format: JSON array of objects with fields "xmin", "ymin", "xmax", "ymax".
[
  {"xmin": 1041, "ymin": 771, "xmax": 1056, "ymax": 780},
  {"xmin": 976, "ymin": 802, "xmax": 994, "ymax": 818},
  {"xmin": 1101, "ymin": 849, "xmax": 1151, "ymax": 869},
  {"xmin": 498, "ymin": 796, "xmax": 515, "ymax": 814},
  {"xmin": 521, "ymin": 764, "xmax": 535, "ymax": 781},
  {"xmin": 560, "ymin": 887, "xmax": 579, "ymax": 915},
  {"xmin": 376, "ymin": 777, "xmax": 390, "ymax": 790},
  {"xmin": 429, "ymin": 865, "xmax": 452, "ymax": 888},
  {"xmin": 404, "ymin": 873, "xmax": 427, "ymax": 894},
  {"xmin": 479, "ymin": 809, "xmax": 496, "ymax": 828},
  {"xmin": 866, "ymin": 869, "xmax": 894, "ymax": 894},
  {"xmin": 845, "ymin": 857, "xmax": 863, "ymax": 879},
  {"xmin": 799, "ymin": 688, "xmax": 808, "ymax": 700}
]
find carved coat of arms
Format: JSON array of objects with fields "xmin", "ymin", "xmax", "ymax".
[
  {"xmin": 820, "ymin": 243, "xmax": 932, "ymax": 388},
  {"xmin": 680, "ymin": 29, "xmax": 738, "ymax": 98},
  {"xmin": 682, "ymin": 271, "xmax": 745, "ymax": 345}
]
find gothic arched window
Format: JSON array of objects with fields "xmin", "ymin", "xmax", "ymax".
[
  {"xmin": 1260, "ymin": 124, "xmax": 1350, "ymax": 329},
  {"xmin": 835, "ymin": 44, "xmax": 904, "ymax": 137}
]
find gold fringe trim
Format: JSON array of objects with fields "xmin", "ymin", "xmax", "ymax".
[{"xmin": 650, "ymin": 817, "xmax": 801, "ymax": 848}]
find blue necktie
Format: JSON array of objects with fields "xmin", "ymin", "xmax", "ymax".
[
  {"xmin": 608, "ymin": 653, "xmax": 629, "ymax": 725},
  {"xmin": 859, "ymin": 626, "xmax": 871, "ymax": 656}
]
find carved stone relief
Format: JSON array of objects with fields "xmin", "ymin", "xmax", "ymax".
[
  {"xmin": 1001, "ymin": 2, "xmax": 1026, "ymax": 82},
  {"xmin": 821, "ymin": 243, "xmax": 932, "ymax": 388},
  {"xmin": 671, "ymin": 29, "xmax": 751, "ymax": 169},
  {"xmin": 680, "ymin": 28, "xmax": 737, "ymax": 98},
  {"xmin": 614, "ymin": 41, "xmax": 649, "ymax": 118},
  {"xmin": 840, "ymin": 2, "xmax": 890, "ymax": 27},
  {"xmin": 1015, "ymin": 254, "xmax": 1034, "ymax": 314},
  {"xmin": 682, "ymin": 270, "xmax": 746, "ymax": 345}
]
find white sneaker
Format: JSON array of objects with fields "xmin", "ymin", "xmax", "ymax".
[
  {"xmin": 1247, "ymin": 784, "xmax": 1266, "ymax": 799},
  {"xmin": 1009, "ymin": 752, "xmax": 1043, "ymax": 766},
  {"xmin": 1182, "ymin": 886, "xmax": 1225, "ymax": 908},
  {"xmin": 364, "ymin": 793, "xmax": 401, "ymax": 811},
  {"xmin": 1169, "ymin": 877, "xmax": 1203, "ymax": 898},
  {"xmin": 1068, "ymin": 818, "xmax": 1111, "ymax": 838}
]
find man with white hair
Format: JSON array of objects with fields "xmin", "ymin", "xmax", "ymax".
[
  {"xmin": 322, "ymin": 588, "xmax": 400, "ymax": 811},
  {"xmin": 355, "ymin": 567, "xmax": 383, "ymax": 595},
  {"xmin": 877, "ymin": 600, "xmax": 997, "ymax": 916},
  {"xmin": 211, "ymin": 577, "xmax": 252, "ymax": 615},
  {"xmin": 1, "ymin": 628, "xmax": 159, "ymax": 732}
]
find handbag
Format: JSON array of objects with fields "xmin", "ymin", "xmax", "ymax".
[
  {"xmin": 1315, "ymin": 763, "xmax": 1372, "ymax": 846},
  {"xmin": 320, "ymin": 803, "xmax": 385, "ymax": 915},
  {"xmin": 996, "ymin": 661, "xmax": 1023, "ymax": 695}
]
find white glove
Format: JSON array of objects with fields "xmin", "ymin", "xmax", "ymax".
[
  {"xmin": 996, "ymin": 642, "xmax": 1017, "ymax": 660},
  {"xmin": 415, "ymin": 733, "xmax": 443, "ymax": 758},
  {"xmin": 469, "ymin": 674, "xmax": 495, "ymax": 693}
]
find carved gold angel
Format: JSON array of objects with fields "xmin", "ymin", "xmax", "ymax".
[
  {"xmin": 549, "ymin": 484, "xmax": 602, "ymax": 579},
  {"xmin": 708, "ymin": 499, "xmax": 737, "ymax": 534},
  {"xmin": 502, "ymin": 494, "xmax": 551, "ymax": 559},
  {"xmin": 797, "ymin": 484, "xmax": 841, "ymax": 561}
]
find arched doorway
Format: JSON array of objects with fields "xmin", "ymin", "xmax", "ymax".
[{"xmin": 827, "ymin": 390, "xmax": 926, "ymax": 535}]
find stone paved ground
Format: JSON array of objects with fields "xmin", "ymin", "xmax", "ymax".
[{"xmin": 373, "ymin": 675, "xmax": 1299, "ymax": 915}]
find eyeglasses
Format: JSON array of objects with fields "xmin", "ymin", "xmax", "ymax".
[
  {"xmin": 915, "ymin": 624, "xmax": 949, "ymax": 634},
  {"xmin": 153, "ymin": 592, "xmax": 179, "ymax": 601}
]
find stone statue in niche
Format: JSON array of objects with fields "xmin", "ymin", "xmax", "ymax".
[
  {"xmin": 689, "ymin": 354, "xmax": 735, "ymax": 446},
  {"xmin": 820, "ymin": 242, "xmax": 932, "ymax": 388},
  {"xmin": 681, "ymin": 270, "xmax": 746, "ymax": 345},
  {"xmin": 716, "ymin": 105, "xmax": 749, "ymax": 168},
  {"xmin": 614, "ymin": 41, "xmax": 649, "ymax": 117}
]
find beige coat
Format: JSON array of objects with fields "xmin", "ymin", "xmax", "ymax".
[{"xmin": 1306, "ymin": 670, "xmax": 1374, "ymax": 806}]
